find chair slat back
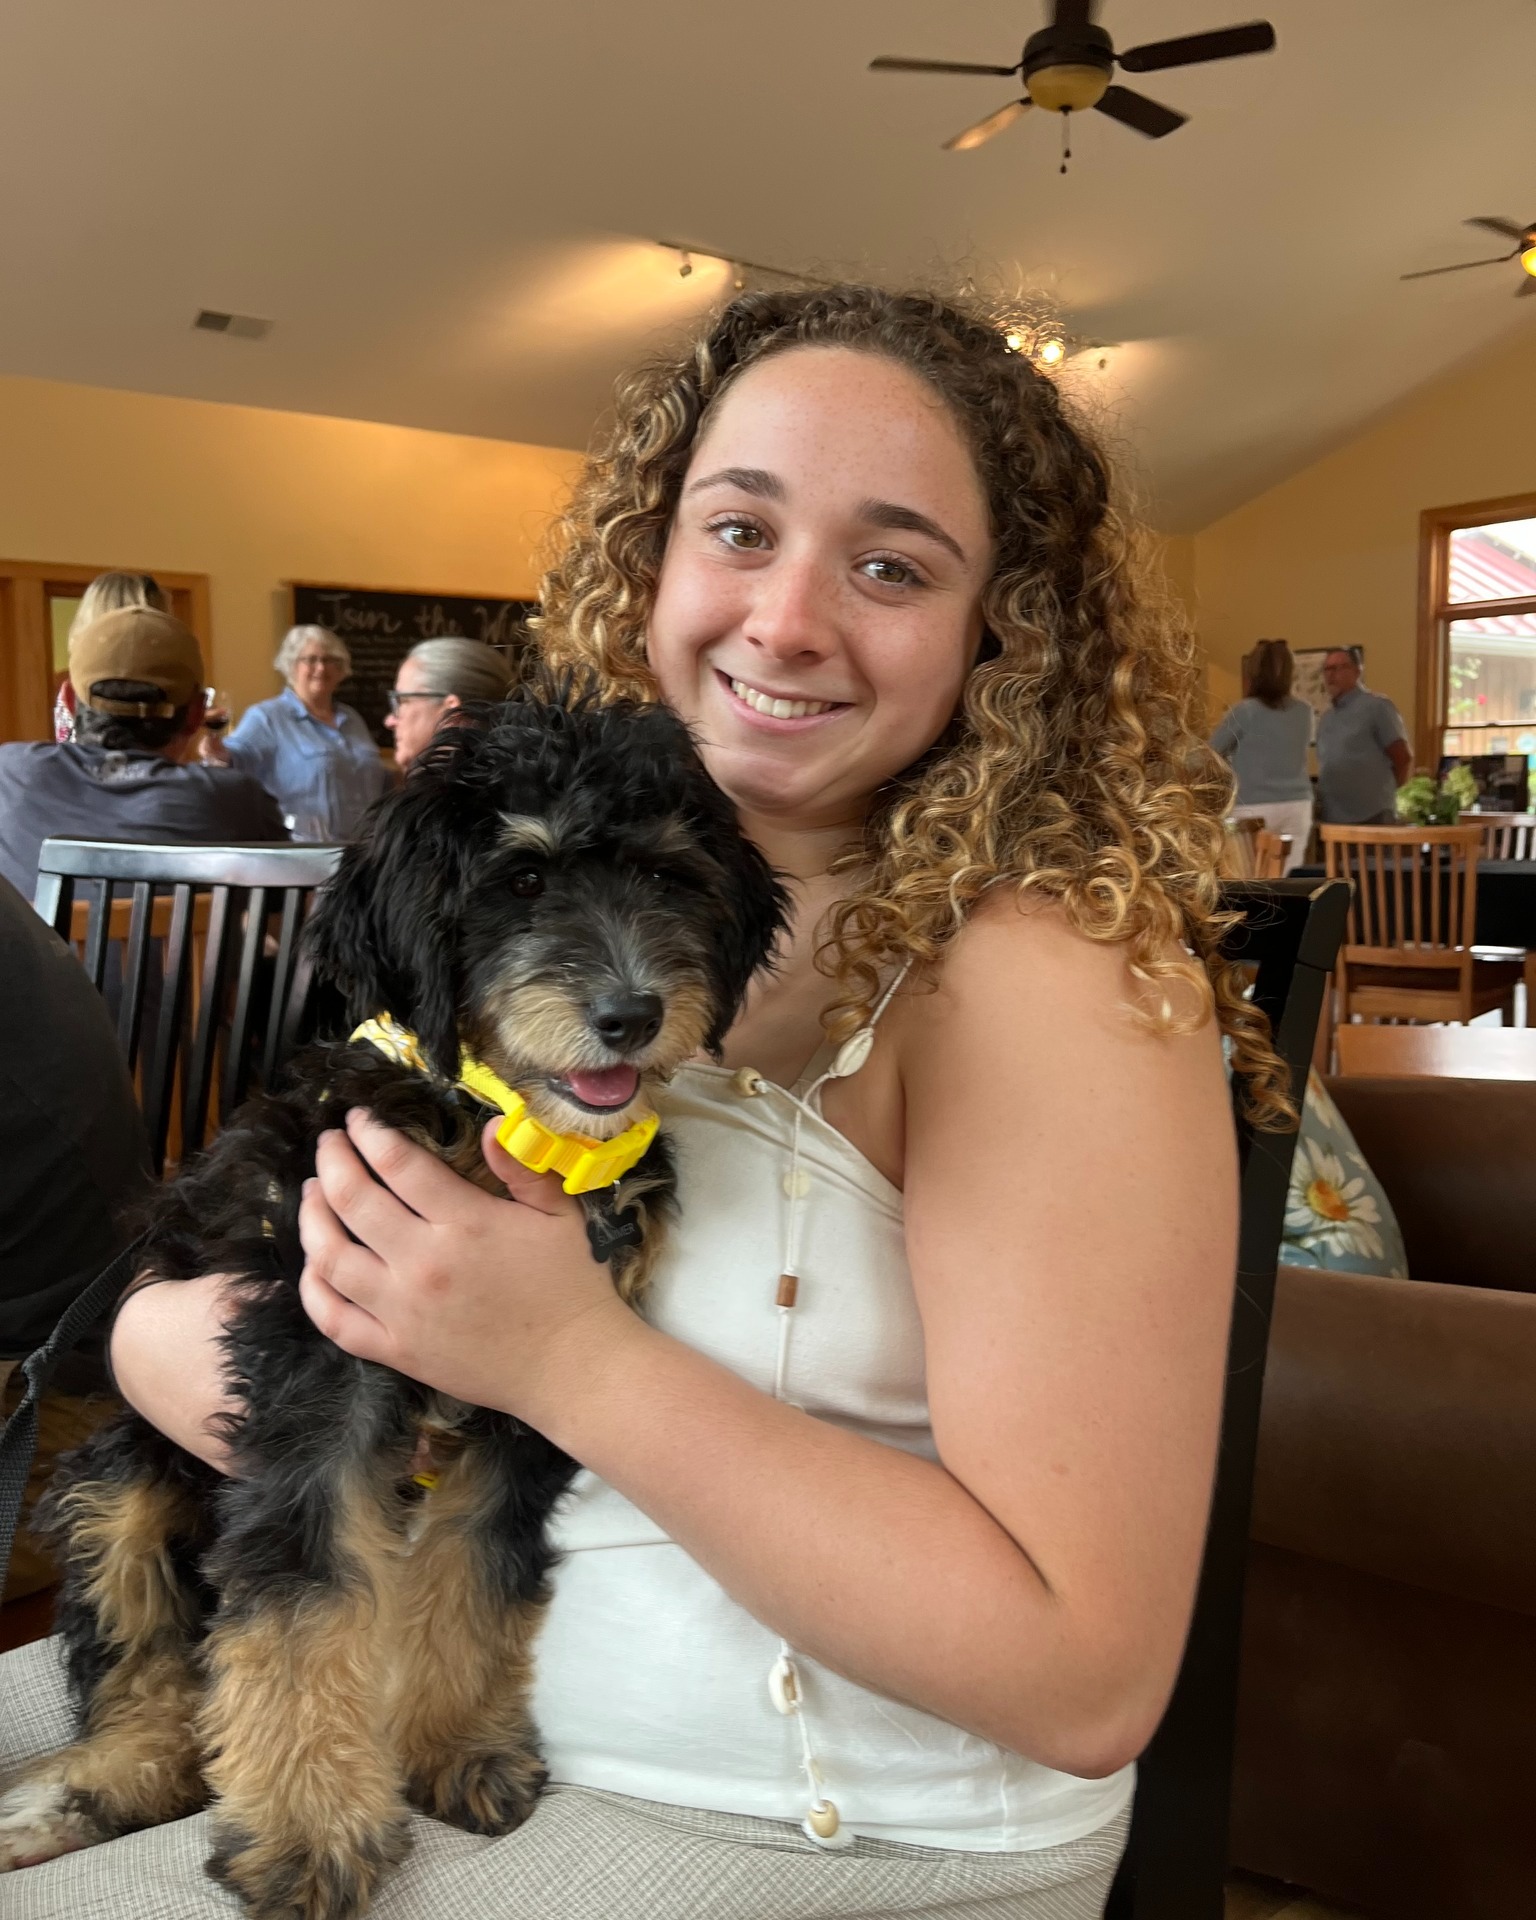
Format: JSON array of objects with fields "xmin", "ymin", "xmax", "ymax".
[
  {"xmin": 1219, "ymin": 818, "xmax": 1264, "ymax": 880},
  {"xmin": 36, "ymin": 840, "xmax": 344, "ymax": 1175},
  {"xmin": 1105, "ymin": 878, "xmax": 1350, "ymax": 1920},
  {"xmin": 1252, "ymin": 831, "xmax": 1291, "ymax": 880},
  {"xmin": 1320, "ymin": 823, "xmax": 1481, "ymax": 959},
  {"xmin": 1482, "ymin": 814, "xmax": 1536, "ymax": 860}
]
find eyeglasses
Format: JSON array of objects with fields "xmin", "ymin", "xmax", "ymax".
[{"xmin": 386, "ymin": 689, "xmax": 449, "ymax": 713}]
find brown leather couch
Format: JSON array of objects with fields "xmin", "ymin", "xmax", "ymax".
[{"xmin": 1232, "ymin": 1077, "xmax": 1536, "ymax": 1919}]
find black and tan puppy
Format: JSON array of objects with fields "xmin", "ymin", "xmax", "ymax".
[{"xmin": 0, "ymin": 682, "xmax": 785, "ymax": 1919}]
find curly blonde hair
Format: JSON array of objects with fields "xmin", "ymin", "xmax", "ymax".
[{"xmin": 537, "ymin": 285, "xmax": 1291, "ymax": 1124}]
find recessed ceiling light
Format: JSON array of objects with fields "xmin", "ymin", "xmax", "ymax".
[{"xmin": 193, "ymin": 309, "xmax": 273, "ymax": 340}]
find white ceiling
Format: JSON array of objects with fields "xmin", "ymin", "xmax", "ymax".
[{"xmin": 0, "ymin": 0, "xmax": 1532, "ymax": 531}]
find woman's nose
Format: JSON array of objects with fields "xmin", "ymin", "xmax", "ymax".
[{"xmin": 742, "ymin": 551, "xmax": 839, "ymax": 662}]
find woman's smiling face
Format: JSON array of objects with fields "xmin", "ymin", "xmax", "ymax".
[{"xmin": 646, "ymin": 346, "xmax": 993, "ymax": 832}]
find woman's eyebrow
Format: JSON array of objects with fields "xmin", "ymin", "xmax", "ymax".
[
  {"xmin": 857, "ymin": 498, "xmax": 967, "ymax": 565},
  {"xmin": 684, "ymin": 466, "xmax": 785, "ymax": 501}
]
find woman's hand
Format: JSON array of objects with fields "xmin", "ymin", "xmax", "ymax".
[{"xmin": 297, "ymin": 1108, "xmax": 639, "ymax": 1424}]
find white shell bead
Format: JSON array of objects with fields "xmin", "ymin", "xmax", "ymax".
[
  {"xmin": 782, "ymin": 1169, "xmax": 810, "ymax": 1199},
  {"xmin": 768, "ymin": 1655, "xmax": 799, "ymax": 1715},
  {"xmin": 830, "ymin": 1028, "xmax": 874, "ymax": 1078}
]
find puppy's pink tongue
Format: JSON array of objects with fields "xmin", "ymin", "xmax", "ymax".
[{"xmin": 563, "ymin": 1065, "xmax": 640, "ymax": 1108}]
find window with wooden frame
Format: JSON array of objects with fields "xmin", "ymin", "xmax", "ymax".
[
  {"xmin": 1417, "ymin": 494, "xmax": 1536, "ymax": 783},
  {"xmin": 0, "ymin": 560, "xmax": 212, "ymax": 745}
]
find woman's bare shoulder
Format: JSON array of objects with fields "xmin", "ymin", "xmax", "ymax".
[{"xmin": 894, "ymin": 884, "xmax": 1222, "ymax": 1096}]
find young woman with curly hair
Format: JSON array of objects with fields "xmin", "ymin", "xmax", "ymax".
[{"xmin": 9, "ymin": 287, "xmax": 1270, "ymax": 1918}]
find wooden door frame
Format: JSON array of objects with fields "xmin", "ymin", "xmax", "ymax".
[
  {"xmin": 1416, "ymin": 491, "xmax": 1536, "ymax": 773},
  {"xmin": 0, "ymin": 560, "xmax": 212, "ymax": 744}
]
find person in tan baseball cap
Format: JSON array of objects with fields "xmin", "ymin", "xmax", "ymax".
[
  {"xmin": 68, "ymin": 606, "xmax": 206, "ymax": 723},
  {"xmin": 0, "ymin": 607, "xmax": 288, "ymax": 902}
]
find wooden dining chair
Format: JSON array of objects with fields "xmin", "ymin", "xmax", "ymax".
[
  {"xmin": 1253, "ymin": 832, "xmax": 1291, "ymax": 880},
  {"xmin": 1104, "ymin": 876, "xmax": 1350, "ymax": 1920},
  {"xmin": 1221, "ymin": 822, "xmax": 1291, "ymax": 882},
  {"xmin": 1480, "ymin": 813, "xmax": 1536, "ymax": 860},
  {"xmin": 64, "ymin": 890, "xmax": 216, "ymax": 1165},
  {"xmin": 34, "ymin": 839, "xmax": 344, "ymax": 1175},
  {"xmin": 1219, "ymin": 819, "xmax": 1264, "ymax": 879},
  {"xmin": 1320, "ymin": 823, "xmax": 1524, "ymax": 1026}
]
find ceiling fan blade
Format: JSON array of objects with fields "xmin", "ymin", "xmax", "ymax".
[
  {"xmin": 943, "ymin": 99, "xmax": 1032, "ymax": 151},
  {"xmin": 1053, "ymin": 0, "xmax": 1097, "ymax": 29},
  {"xmin": 1119, "ymin": 21, "xmax": 1276, "ymax": 73},
  {"xmin": 870, "ymin": 55, "xmax": 1020, "ymax": 76},
  {"xmin": 1094, "ymin": 85, "xmax": 1187, "ymax": 138},
  {"xmin": 1465, "ymin": 215, "xmax": 1531, "ymax": 243},
  {"xmin": 1400, "ymin": 253, "xmax": 1517, "ymax": 280}
]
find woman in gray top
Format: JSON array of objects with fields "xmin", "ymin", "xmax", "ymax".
[{"xmin": 1210, "ymin": 639, "xmax": 1312, "ymax": 872}]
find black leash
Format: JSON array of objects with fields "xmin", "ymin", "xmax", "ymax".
[{"xmin": 0, "ymin": 1232, "xmax": 150, "ymax": 1584}]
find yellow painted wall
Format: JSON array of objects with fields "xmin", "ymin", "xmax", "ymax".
[
  {"xmin": 1189, "ymin": 323, "xmax": 1536, "ymax": 743},
  {"xmin": 0, "ymin": 375, "xmax": 585, "ymax": 721}
]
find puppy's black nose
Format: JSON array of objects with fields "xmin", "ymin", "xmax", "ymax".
[{"xmin": 587, "ymin": 992, "xmax": 663, "ymax": 1051}]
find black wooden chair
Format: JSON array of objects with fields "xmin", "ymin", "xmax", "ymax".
[
  {"xmin": 1105, "ymin": 876, "xmax": 1350, "ymax": 1920},
  {"xmin": 33, "ymin": 839, "xmax": 344, "ymax": 1176}
]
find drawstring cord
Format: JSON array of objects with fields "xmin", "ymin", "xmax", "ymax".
[{"xmin": 763, "ymin": 963, "xmax": 911, "ymax": 1851}]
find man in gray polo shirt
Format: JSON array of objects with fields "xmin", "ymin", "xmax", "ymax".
[{"xmin": 1315, "ymin": 649, "xmax": 1412, "ymax": 823}]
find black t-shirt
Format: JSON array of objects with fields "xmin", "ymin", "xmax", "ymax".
[
  {"xmin": 0, "ymin": 741, "xmax": 288, "ymax": 902},
  {"xmin": 0, "ymin": 875, "xmax": 150, "ymax": 1365}
]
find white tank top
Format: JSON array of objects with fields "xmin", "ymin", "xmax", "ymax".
[{"xmin": 532, "ymin": 991, "xmax": 1135, "ymax": 1852}]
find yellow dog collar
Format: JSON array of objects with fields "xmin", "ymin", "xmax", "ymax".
[{"xmin": 350, "ymin": 1013, "xmax": 658, "ymax": 1196}]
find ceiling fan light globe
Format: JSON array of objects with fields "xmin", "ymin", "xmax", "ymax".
[
  {"xmin": 1025, "ymin": 63, "xmax": 1110, "ymax": 113},
  {"xmin": 1521, "ymin": 244, "xmax": 1536, "ymax": 278},
  {"xmin": 1037, "ymin": 335, "xmax": 1067, "ymax": 366}
]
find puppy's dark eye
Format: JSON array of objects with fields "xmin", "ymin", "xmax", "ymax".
[{"xmin": 509, "ymin": 868, "xmax": 544, "ymax": 898}]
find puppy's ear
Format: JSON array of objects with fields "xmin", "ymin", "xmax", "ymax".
[
  {"xmin": 676, "ymin": 769, "xmax": 790, "ymax": 1053},
  {"xmin": 704, "ymin": 830, "xmax": 790, "ymax": 1052},
  {"xmin": 305, "ymin": 759, "xmax": 481, "ymax": 1077}
]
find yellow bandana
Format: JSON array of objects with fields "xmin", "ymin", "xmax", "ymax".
[{"xmin": 350, "ymin": 1012, "xmax": 658, "ymax": 1196}]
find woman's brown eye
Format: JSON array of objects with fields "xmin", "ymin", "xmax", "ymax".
[{"xmin": 510, "ymin": 869, "xmax": 544, "ymax": 898}]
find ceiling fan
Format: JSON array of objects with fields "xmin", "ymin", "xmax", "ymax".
[
  {"xmin": 870, "ymin": 1, "xmax": 1276, "ymax": 156},
  {"xmin": 1401, "ymin": 218, "xmax": 1536, "ymax": 298}
]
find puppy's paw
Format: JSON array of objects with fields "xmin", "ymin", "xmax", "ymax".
[
  {"xmin": 206, "ymin": 1815, "xmax": 412, "ymax": 1920},
  {"xmin": 0, "ymin": 1776, "xmax": 105, "ymax": 1870},
  {"xmin": 407, "ymin": 1748, "xmax": 546, "ymax": 1835}
]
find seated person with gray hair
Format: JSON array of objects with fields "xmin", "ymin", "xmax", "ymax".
[
  {"xmin": 385, "ymin": 636, "xmax": 516, "ymax": 770},
  {"xmin": 0, "ymin": 607, "xmax": 286, "ymax": 902},
  {"xmin": 203, "ymin": 625, "xmax": 389, "ymax": 841}
]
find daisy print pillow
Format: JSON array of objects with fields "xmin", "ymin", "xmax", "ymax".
[{"xmin": 1282, "ymin": 1070, "xmax": 1409, "ymax": 1278}]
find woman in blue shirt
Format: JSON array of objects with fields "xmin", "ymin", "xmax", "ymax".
[
  {"xmin": 205, "ymin": 625, "xmax": 390, "ymax": 840},
  {"xmin": 1210, "ymin": 639, "xmax": 1313, "ymax": 872}
]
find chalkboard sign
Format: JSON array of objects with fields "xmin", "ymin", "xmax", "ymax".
[{"xmin": 288, "ymin": 582, "xmax": 539, "ymax": 744}]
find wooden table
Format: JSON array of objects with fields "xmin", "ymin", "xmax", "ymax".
[{"xmin": 1334, "ymin": 1023, "xmax": 1536, "ymax": 1079}]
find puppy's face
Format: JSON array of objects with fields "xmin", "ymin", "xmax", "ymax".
[
  {"xmin": 308, "ymin": 685, "xmax": 788, "ymax": 1140},
  {"xmin": 456, "ymin": 808, "xmax": 733, "ymax": 1137}
]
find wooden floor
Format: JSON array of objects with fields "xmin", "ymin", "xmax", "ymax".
[{"xmin": 1227, "ymin": 1869, "xmax": 1369, "ymax": 1919}]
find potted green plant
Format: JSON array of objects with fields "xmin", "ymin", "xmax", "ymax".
[{"xmin": 1395, "ymin": 764, "xmax": 1479, "ymax": 826}]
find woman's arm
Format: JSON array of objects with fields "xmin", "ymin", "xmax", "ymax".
[
  {"xmin": 218, "ymin": 703, "xmax": 272, "ymax": 782},
  {"xmin": 111, "ymin": 1274, "xmax": 242, "ymax": 1470},
  {"xmin": 300, "ymin": 899, "xmax": 1238, "ymax": 1776}
]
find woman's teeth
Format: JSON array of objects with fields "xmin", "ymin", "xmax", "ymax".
[{"xmin": 729, "ymin": 679, "xmax": 835, "ymax": 720}]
